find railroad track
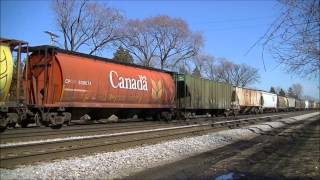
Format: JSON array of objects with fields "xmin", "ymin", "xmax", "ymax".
[
  {"xmin": 0, "ymin": 122, "xmax": 175, "ymax": 144},
  {"xmin": 0, "ymin": 111, "xmax": 310, "ymax": 168},
  {"xmin": 0, "ymin": 111, "xmax": 306, "ymax": 144},
  {"xmin": 3, "ymin": 111, "xmax": 306, "ymax": 133}
]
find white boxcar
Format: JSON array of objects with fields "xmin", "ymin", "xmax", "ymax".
[
  {"xmin": 260, "ymin": 91, "xmax": 277, "ymax": 109},
  {"xmin": 305, "ymin": 100, "xmax": 309, "ymax": 109},
  {"xmin": 288, "ymin": 97, "xmax": 296, "ymax": 108}
]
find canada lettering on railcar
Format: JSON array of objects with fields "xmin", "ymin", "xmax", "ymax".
[{"xmin": 109, "ymin": 70, "xmax": 148, "ymax": 91}]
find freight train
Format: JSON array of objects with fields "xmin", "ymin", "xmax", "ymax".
[{"xmin": 0, "ymin": 38, "xmax": 319, "ymax": 131}]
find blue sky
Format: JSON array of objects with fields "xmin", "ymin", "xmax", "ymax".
[{"xmin": 1, "ymin": 0, "xmax": 319, "ymax": 99}]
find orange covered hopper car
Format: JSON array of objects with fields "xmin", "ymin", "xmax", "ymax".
[{"xmin": 24, "ymin": 46, "xmax": 175, "ymax": 126}]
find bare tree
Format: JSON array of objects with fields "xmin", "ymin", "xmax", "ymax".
[
  {"xmin": 192, "ymin": 67, "xmax": 201, "ymax": 77},
  {"xmin": 288, "ymin": 83, "xmax": 303, "ymax": 99},
  {"xmin": 177, "ymin": 63, "xmax": 192, "ymax": 75},
  {"xmin": 119, "ymin": 19, "xmax": 158, "ymax": 67},
  {"xmin": 148, "ymin": 16, "xmax": 203, "ymax": 69},
  {"xmin": 52, "ymin": 0, "xmax": 123, "ymax": 55},
  {"xmin": 304, "ymin": 95, "xmax": 316, "ymax": 101},
  {"xmin": 235, "ymin": 64, "xmax": 260, "ymax": 87},
  {"xmin": 202, "ymin": 55, "xmax": 216, "ymax": 80},
  {"xmin": 191, "ymin": 53, "xmax": 213, "ymax": 77},
  {"xmin": 120, "ymin": 15, "xmax": 203, "ymax": 69},
  {"xmin": 211, "ymin": 58, "xmax": 233, "ymax": 83},
  {"xmin": 211, "ymin": 59, "xmax": 260, "ymax": 87},
  {"xmin": 175, "ymin": 59, "xmax": 193, "ymax": 74},
  {"xmin": 287, "ymin": 87, "xmax": 295, "ymax": 97},
  {"xmin": 258, "ymin": 0, "xmax": 320, "ymax": 78}
]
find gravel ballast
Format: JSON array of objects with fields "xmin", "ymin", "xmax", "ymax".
[
  {"xmin": 1, "ymin": 112, "xmax": 318, "ymax": 179},
  {"xmin": 0, "ymin": 114, "xmax": 285, "ymax": 148}
]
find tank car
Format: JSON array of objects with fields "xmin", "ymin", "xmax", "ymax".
[
  {"xmin": 22, "ymin": 46, "xmax": 176, "ymax": 128},
  {"xmin": 0, "ymin": 38, "xmax": 29, "ymax": 131}
]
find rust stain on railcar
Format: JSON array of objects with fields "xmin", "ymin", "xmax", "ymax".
[
  {"xmin": 235, "ymin": 87, "xmax": 261, "ymax": 107},
  {"xmin": 277, "ymin": 96, "xmax": 288, "ymax": 109},
  {"xmin": 24, "ymin": 54, "xmax": 63, "ymax": 105}
]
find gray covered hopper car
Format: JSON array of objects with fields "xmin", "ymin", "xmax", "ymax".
[
  {"xmin": 287, "ymin": 97, "xmax": 296, "ymax": 111},
  {"xmin": 260, "ymin": 91, "xmax": 277, "ymax": 112}
]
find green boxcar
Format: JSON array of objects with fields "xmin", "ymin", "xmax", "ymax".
[{"xmin": 174, "ymin": 74, "xmax": 233, "ymax": 111}]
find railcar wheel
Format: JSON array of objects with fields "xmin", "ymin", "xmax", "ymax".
[
  {"xmin": 152, "ymin": 113, "xmax": 161, "ymax": 121},
  {"xmin": 184, "ymin": 112, "xmax": 192, "ymax": 119},
  {"xmin": 175, "ymin": 112, "xmax": 186, "ymax": 120},
  {"xmin": 161, "ymin": 111, "xmax": 173, "ymax": 121},
  {"xmin": 0, "ymin": 116, "xmax": 8, "ymax": 132},
  {"xmin": 20, "ymin": 120, "xmax": 29, "ymax": 128},
  {"xmin": 224, "ymin": 111, "xmax": 230, "ymax": 117},
  {"xmin": 50, "ymin": 124, "xmax": 63, "ymax": 129},
  {"xmin": 34, "ymin": 113, "xmax": 42, "ymax": 126},
  {"xmin": 0, "ymin": 126, "xmax": 6, "ymax": 132},
  {"xmin": 7, "ymin": 122, "xmax": 16, "ymax": 128},
  {"xmin": 254, "ymin": 108, "xmax": 259, "ymax": 114}
]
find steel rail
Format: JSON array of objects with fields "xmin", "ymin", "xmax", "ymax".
[
  {"xmin": 0, "ymin": 111, "xmax": 304, "ymax": 141},
  {"xmin": 0, "ymin": 113, "xmax": 291, "ymax": 149},
  {"xmin": 0, "ymin": 112, "xmax": 307, "ymax": 168},
  {"xmin": 0, "ymin": 123, "xmax": 174, "ymax": 143}
]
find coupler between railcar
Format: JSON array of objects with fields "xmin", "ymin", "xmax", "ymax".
[
  {"xmin": 239, "ymin": 106, "xmax": 263, "ymax": 114},
  {"xmin": 0, "ymin": 106, "xmax": 16, "ymax": 131},
  {"xmin": 15, "ymin": 106, "xmax": 72, "ymax": 129},
  {"xmin": 0, "ymin": 103, "xmax": 29, "ymax": 132}
]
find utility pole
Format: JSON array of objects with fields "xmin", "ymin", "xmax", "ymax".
[{"xmin": 44, "ymin": 31, "xmax": 59, "ymax": 46}]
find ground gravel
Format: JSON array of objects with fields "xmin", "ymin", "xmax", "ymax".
[{"xmin": 1, "ymin": 112, "xmax": 318, "ymax": 180}]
